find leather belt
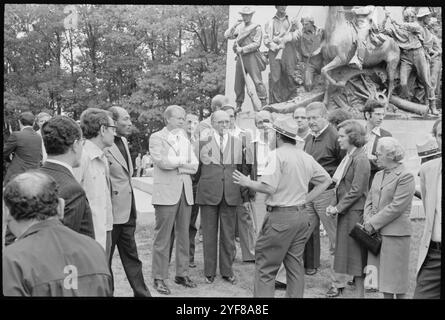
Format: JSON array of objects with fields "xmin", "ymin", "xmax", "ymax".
[
  {"xmin": 430, "ymin": 241, "xmax": 441, "ymax": 251},
  {"xmin": 266, "ymin": 204, "xmax": 306, "ymax": 212}
]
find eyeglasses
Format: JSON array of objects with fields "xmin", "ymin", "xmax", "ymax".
[
  {"xmin": 294, "ymin": 116, "xmax": 307, "ymax": 120},
  {"xmin": 257, "ymin": 119, "xmax": 270, "ymax": 124},
  {"xmin": 104, "ymin": 124, "xmax": 117, "ymax": 132}
]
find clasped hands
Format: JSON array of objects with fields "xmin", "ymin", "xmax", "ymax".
[{"xmin": 325, "ymin": 205, "xmax": 338, "ymax": 218}]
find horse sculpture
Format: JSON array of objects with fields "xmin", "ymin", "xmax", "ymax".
[{"xmin": 321, "ymin": 6, "xmax": 400, "ymax": 107}]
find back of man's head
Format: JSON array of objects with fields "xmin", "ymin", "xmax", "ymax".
[
  {"xmin": 80, "ymin": 108, "xmax": 112, "ymax": 139},
  {"xmin": 19, "ymin": 112, "xmax": 35, "ymax": 127},
  {"xmin": 4, "ymin": 171, "xmax": 59, "ymax": 221},
  {"xmin": 211, "ymin": 95, "xmax": 230, "ymax": 112},
  {"xmin": 42, "ymin": 116, "xmax": 81, "ymax": 156},
  {"xmin": 108, "ymin": 105, "xmax": 124, "ymax": 122}
]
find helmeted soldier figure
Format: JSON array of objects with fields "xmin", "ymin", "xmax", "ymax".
[{"xmin": 225, "ymin": 6, "xmax": 268, "ymax": 110}]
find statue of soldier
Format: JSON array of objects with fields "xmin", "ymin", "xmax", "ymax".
[
  {"xmin": 263, "ymin": 6, "xmax": 298, "ymax": 103},
  {"xmin": 225, "ymin": 7, "xmax": 268, "ymax": 110},
  {"xmin": 348, "ymin": 6, "xmax": 379, "ymax": 70},
  {"xmin": 385, "ymin": 7, "xmax": 438, "ymax": 115},
  {"xmin": 418, "ymin": 8, "xmax": 442, "ymax": 104},
  {"xmin": 284, "ymin": 15, "xmax": 324, "ymax": 92}
]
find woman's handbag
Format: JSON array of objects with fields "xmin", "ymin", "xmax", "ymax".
[{"xmin": 349, "ymin": 223, "xmax": 382, "ymax": 255}]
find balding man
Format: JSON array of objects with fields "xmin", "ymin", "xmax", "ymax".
[
  {"xmin": 106, "ymin": 106, "xmax": 151, "ymax": 297},
  {"xmin": 3, "ymin": 171, "xmax": 112, "ymax": 296},
  {"xmin": 149, "ymin": 105, "xmax": 199, "ymax": 294},
  {"xmin": 195, "ymin": 110, "xmax": 249, "ymax": 284},
  {"xmin": 194, "ymin": 94, "xmax": 230, "ymax": 141}
]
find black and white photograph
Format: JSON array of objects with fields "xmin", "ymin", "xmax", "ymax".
[{"xmin": 2, "ymin": 4, "xmax": 442, "ymax": 302}]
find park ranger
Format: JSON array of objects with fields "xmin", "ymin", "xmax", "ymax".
[
  {"xmin": 233, "ymin": 117, "xmax": 332, "ymax": 298},
  {"xmin": 224, "ymin": 6, "xmax": 268, "ymax": 110}
]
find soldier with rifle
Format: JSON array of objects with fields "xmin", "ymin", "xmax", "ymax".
[{"xmin": 225, "ymin": 7, "xmax": 268, "ymax": 111}]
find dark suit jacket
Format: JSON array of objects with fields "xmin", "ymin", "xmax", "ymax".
[
  {"xmin": 195, "ymin": 133, "xmax": 250, "ymax": 206},
  {"xmin": 335, "ymin": 147, "xmax": 371, "ymax": 213},
  {"xmin": 3, "ymin": 127, "xmax": 42, "ymax": 184},
  {"xmin": 39, "ymin": 161, "xmax": 95, "ymax": 239}
]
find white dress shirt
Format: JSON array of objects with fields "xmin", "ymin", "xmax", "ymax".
[
  {"xmin": 213, "ymin": 132, "xmax": 229, "ymax": 150},
  {"xmin": 365, "ymin": 126, "xmax": 381, "ymax": 160},
  {"xmin": 253, "ymin": 131, "xmax": 271, "ymax": 176}
]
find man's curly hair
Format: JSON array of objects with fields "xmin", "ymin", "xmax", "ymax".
[
  {"xmin": 3, "ymin": 171, "xmax": 59, "ymax": 221},
  {"xmin": 42, "ymin": 116, "xmax": 81, "ymax": 155}
]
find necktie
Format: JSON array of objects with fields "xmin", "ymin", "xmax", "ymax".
[{"xmin": 220, "ymin": 134, "xmax": 224, "ymax": 164}]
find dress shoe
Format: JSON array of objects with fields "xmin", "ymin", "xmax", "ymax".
[
  {"xmin": 305, "ymin": 268, "xmax": 317, "ymax": 276},
  {"xmin": 275, "ymin": 280, "xmax": 287, "ymax": 290},
  {"xmin": 222, "ymin": 275, "xmax": 237, "ymax": 285},
  {"xmin": 175, "ymin": 276, "xmax": 197, "ymax": 288},
  {"xmin": 189, "ymin": 261, "xmax": 197, "ymax": 268},
  {"xmin": 326, "ymin": 286, "xmax": 343, "ymax": 298},
  {"xmin": 243, "ymin": 259, "xmax": 255, "ymax": 263},
  {"xmin": 366, "ymin": 288, "xmax": 378, "ymax": 293},
  {"xmin": 154, "ymin": 279, "xmax": 171, "ymax": 295},
  {"xmin": 347, "ymin": 277, "xmax": 356, "ymax": 286},
  {"xmin": 205, "ymin": 276, "xmax": 215, "ymax": 284}
]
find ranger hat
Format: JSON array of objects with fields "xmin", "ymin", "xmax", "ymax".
[
  {"xmin": 417, "ymin": 7, "xmax": 432, "ymax": 18},
  {"xmin": 416, "ymin": 136, "xmax": 441, "ymax": 159},
  {"xmin": 239, "ymin": 6, "xmax": 255, "ymax": 15},
  {"xmin": 267, "ymin": 116, "xmax": 304, "ymax": 141}
]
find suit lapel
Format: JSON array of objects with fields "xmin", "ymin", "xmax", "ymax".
[
  {"xmin": 122, "ymin": 137, "xmax": 133, "ymax": 174},
  {"xmin": 340, "ymin": 148, "xmax": 359, "ymax": 182},
  {"xmin": 109, "ymin": 143, "xmax": 129, "ymax": 173},
  {"xmin": 160, "ymin": 127, "xmax": 179, "ymax": 155},
  {"xmin": 374, "ymin": 170, "xmax": 385, "ymax": 207},
  {"xmin": 380, "ymin": 164, "xmax": 404, "ymax": 189}
]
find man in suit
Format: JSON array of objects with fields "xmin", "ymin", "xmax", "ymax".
[
  {"xmin": 363, "ymin": 99, "xmax": 392, "ymax": 186},
  {"xmin": 222, "ymin": 105, "xmax": 256, "ymax": 263},
  {"xmin": 40, "ymin": 116, "xmax": 95, "ymax": 239},
  {"xmin": 106, "ymin": 106, "xmax": 151, "ymax": 297},
  {"xmin": 194, "ymin": 94, "xmax": 230, "ymax": 141},
  {"xmin": 414, "ymin": 119, "xmax": 441, "ymax": 299},
  {"xmin": 195, "ymin": 110, "xmax": 250, "ymax": 284},
  {"xmin": 150, "ymin": 105, "xmax": 199, "ymax": 295},
  {"xmin": 3, "ymin": 112, "xmax": 42, "ymax": 185}
]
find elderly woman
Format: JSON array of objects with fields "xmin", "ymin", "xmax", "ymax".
[
  {"xmin": 364, "ymin": 137, "xmax": 415, "ymax": 299},
  {"xmin": 326, "ymin": 120, "xmax": 370, "ymax": 297}
]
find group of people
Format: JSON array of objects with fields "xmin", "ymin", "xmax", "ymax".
[
  {"xmin": 2, "ymin": 93, "xmax": 442, "ymax": 299},
  {"xmin": 134, "ymin": 151, "xmax": 153, "ymax": 177},
  {"xmin": 226, "ymin": 6, "xmax": 442, "ymax": 115}
]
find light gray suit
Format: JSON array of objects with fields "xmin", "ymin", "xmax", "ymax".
[
  {"xmin": 149, "ymin": 127, "xmax": 198, "ymax": 280},
  {"xmin": 413, "ymin": 157, "xmax": 441, "ymax": 299}
]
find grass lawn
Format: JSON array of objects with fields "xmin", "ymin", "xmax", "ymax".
[{"xmin": 112, "ymin": 218, "xmax": 425, "ymax": 298}]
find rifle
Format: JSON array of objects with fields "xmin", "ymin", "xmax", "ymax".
[
  {"xmin": 237, "ymin": 50, "xmax": 262, "ymax": 112},
  {"xmin": 276, "ymin": 6, "xmax": 304, "ymax": 60}
]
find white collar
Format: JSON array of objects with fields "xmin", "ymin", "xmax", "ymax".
[
  {"xmin": 45, "ymin": 159, "xmax": 74, "ymax": 176},
  {"xmin": 371, "ymin": 126, "xmax": 381, "ymax": 136},
  {"xmin": 347, "ymin": 147, "xmax": 357, "ymax": 157},
  {"xmin": 21, "ymin": 126, "xmax": 33, "ymax": 131}
]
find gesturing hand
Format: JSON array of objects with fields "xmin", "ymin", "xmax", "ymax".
[{"xmin": 233, "ymin": 170, "xmax": 251, "ymax": 187}]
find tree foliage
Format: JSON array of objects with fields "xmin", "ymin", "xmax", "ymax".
[{"xmin": 4, "ymin": 4, "xmax": 229, "ymax": 152}]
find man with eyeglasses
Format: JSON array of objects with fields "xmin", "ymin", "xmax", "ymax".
[
  {"xmin": 40, "ymin": 116, "xmax": 95, "ymax": 239},
  {"xmin": 195, "ymin": 110, "xmax": 249, "ymax": 285},
  {"xmin": 74, "ymin": 108, "xmax": 116, "ymax": 257},
  {"xmin": 222, "ymin": 105, "xmax": 256, "ymax": 264}
]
